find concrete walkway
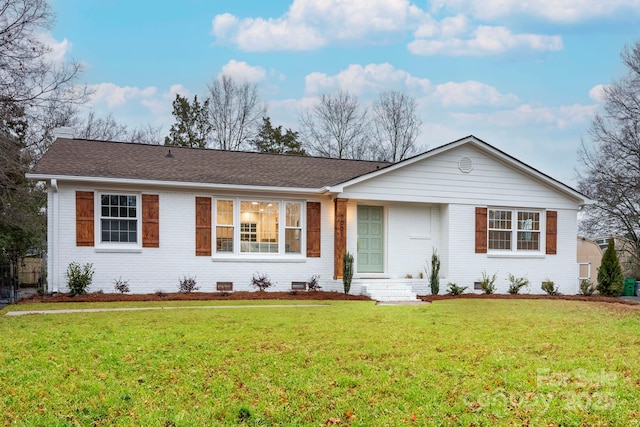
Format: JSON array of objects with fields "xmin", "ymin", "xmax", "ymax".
[{"xmin": 4, "ymin": 303, "xmax": 329, "ymax": 317}]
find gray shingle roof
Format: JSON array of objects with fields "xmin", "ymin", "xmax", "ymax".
[{"xmin": 30, "ymin": 138, "xmax": 391, "ymax": 189}]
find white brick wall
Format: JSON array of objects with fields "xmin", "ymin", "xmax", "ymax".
[
  {"xmin": 49, "ymin": 184, "xmax": 579, "ymax": 296},
  {"xmin": 51, "ymin": 184, "xmax": 335, "ymax": 294},
  {"xmin": 440, "ymin": 204, "xmax": 579, "ymax": 295}
]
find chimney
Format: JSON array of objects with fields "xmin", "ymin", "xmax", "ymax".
[{"xmin": 52, "ymin": 127, "xmax": 75, "ymax": 140}]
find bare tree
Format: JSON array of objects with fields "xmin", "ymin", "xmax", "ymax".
[
  {"xmin": 371, "ymin": 90, "xmax": 422, "ymax": 162},
  {"xmin": 74, "ymin": 111, "xmax": 128, "ymax": 141},
  {"xmin": 577, "ymin": 40, "xmax": 640, "ymax": 275},
  {"xmin": 0, "ymin": 0, "xmax": 86, "ymax": 115},
  {"xmin": 299, "ymin": 91, "xmax": 371, "ymax": 159},
  {"xmin": 207, "ymin": 74, "xmax": 266, "ymax": 150},
  {"xmin": 1, "ymin": 0, "xmax": 87, "ymax": 260}
]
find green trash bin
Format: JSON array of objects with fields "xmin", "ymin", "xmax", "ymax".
[{"xmin": 624, "ymin": 278, "xmax": 635, "ymax": 296}]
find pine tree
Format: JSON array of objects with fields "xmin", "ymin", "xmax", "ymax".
[
  {"xmin": 252, "ymin": 117, "xmax": 306, "ymax": 155},
  {"xmin": 164, "ymin": 94, "xmax": 211, "ymax": 148},
  {"xmin": 597, "ymin": 239, "xmax": 624, "ymax": 296}
]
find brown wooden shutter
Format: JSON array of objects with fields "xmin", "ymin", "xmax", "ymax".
[
  {"xmin": 475, "ymin": 207, "xmax": 487, "ymax": 254},
  {"xmin": 306, "ymin": 202, "xmax": 321, "ymax": 258},
  {"xmin": 546, "ymin": 210, "xmax": 557, "ymax": 255},
  {"xmin": 195, "ymin": 197, "xmax": 212, "ymax": 256},
  {"xmin": 334, "ymin": 198, "xmax": 348, "ymax": 279},
  {"xmin": 142, "ymin": 194, "xmax": 159, "ymax": 248},
  {"xmin": 76, "ymin": 191, "xmax": 94, "ymax": 247}
]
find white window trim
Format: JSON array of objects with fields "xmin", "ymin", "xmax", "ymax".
[
  {"xmin": 94, "ymin": 191, "xmax": 142, "ymax": 252},
  {"xmin": 487, "ymin": 207, "xmax": 544, "ymax": 256},
  {"xmin": 212, "ymin": 197, "xmax": 306, "ymax": 259}
]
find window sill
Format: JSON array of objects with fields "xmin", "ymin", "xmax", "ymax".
[
  {"xmin": 487, "ymin": 252, "xmax": 545, "ymax": 259},
  {"xmin": 212, "ymin": 256, "xmax": 307, "ymax": 263},
  {"xmin": 95, "ymin": 246, "xmax": 143, "ymax": 253}
]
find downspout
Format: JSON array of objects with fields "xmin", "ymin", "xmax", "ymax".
[{"xmin": 50, "ymin": 179, "xmax": 59, "ymax": 293}]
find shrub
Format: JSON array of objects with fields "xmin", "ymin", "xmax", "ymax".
[
  {"xmin": 178, "ymin": 275, "xmax": 199, "ymax": 293},
  {"xmin": 306, "ymin": 274, "xmax": 321, "ymax": 291},
  {"xmin": 507, "ymin": 274, "xmax": 530, "ymax": 294},
  {"xmin": 343, "ymin": 251, "xmax": 354, "ymax": 294},
  {"xmin": 113, "ymin": 277, "xmax": 130, "ymax": 294},
  {"xmin": 541, "ymin": 279, "xmax": 560, "ymax": 295},
  {"xmin": 65, "ymin": 262, "xmax": 94, "ymax": 296},
  {"xmin": 447, "ymin": 283, "xmax": 468, "ymax": 295},
  {"xmin": 426, "ymin": 249, "xmax": 441, "ymax": 295},
  {"xmin": 597, "ymin": 239, "xmax": 624, "ymax": 297},
  {"xmin": 479, "ymin": 271, "xmax": 497, "ymax": 294},
  {"xmin": 579, "ymin": 279, "xmax": 596, "ymax": 296},
  {"xmin": 251, "ymin": 272, "xmax": 273, "ymax": 291}
]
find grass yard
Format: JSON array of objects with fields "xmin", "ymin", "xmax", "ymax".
[{"xmin": 2, "ymin": 299, "xmax": 640, "ymax": 426}]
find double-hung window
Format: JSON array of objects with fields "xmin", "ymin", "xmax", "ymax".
[
  {"xmin": 100, "ymin": 194, "xmax": 138, "ymax": 243},
  {"xmin": 216, "ymin": 200, "xmax": 234, "ymax": 252},
  {"xmin": 488, "ymin": 209, "xmax": 540, "ymax": 252},
  {"xmin": 285, "ymin": 202, "xmax": 302, "ymax": 254}
]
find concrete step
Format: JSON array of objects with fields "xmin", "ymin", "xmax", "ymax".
[{"xmin": 362, "ymin": 283, "xmax": 418, "ymax": 302}]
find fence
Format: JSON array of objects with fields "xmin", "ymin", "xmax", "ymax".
[{"xmin": 0, "ymin": 261, "xmax": 17, "ymax": 304}]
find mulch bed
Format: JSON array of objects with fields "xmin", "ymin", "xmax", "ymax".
[
  {"xmin": 419, "ymin": 293, "xmax": 640, "ymax": 306},
  {"xmin": 19, "ymin": 291, "xmax": 372, "ymax": 304}
]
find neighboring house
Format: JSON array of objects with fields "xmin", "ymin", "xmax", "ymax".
[
  {"xmin": 27, "ymin": 135, "xmax": 591, "ymax": 301},
  {"xmin": 593, "ymin": 236, "xmax": 640, "ymax": 279},
  {"xmin": 577, "ymin": 236, "xmax": 602, "ymax": 286}
]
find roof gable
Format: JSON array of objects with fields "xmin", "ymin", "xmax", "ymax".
[{"xmin": 333, "ymin": 135, "xmax": 590, "ymax": 205}]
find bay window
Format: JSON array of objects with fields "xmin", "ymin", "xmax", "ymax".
[{"xmin": 213, "ymin": 199, "xmax": 304, "ymax": 255}]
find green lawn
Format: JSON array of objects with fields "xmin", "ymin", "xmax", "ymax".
[{"xmin": 1, "ymin": 299, "xmax": 640, "ymax": 426}]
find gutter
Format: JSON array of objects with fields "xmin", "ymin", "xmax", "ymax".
[{"xmin": 26, "ymin": 173, "xmax": 333, "ymax": 195}]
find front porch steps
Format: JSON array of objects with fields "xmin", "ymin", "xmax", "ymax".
[{"xmin": 361, "ymin": 281, "xmax": 419, "ymax": 302}]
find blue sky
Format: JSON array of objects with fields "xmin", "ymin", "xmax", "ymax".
[{"xmin": 47, "ymin": 0, "xmax": 640, "ymax": 185}]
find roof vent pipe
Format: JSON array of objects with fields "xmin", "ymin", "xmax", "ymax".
[{"xmin": 166, "ymin": 149, "xmax": 174, "ymax": 158}]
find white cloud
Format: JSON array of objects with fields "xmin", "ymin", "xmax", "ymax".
[
  {"xmin": 589, "ymin": 84, "xmax": 608, "ymax": 103},
  {"xmin": 431, "ymin": 81, "xmax": 518, "ymax": 107},
  {"xmin": 429, "ymin": 0, "xmax": 640, "ymax": 23},
  {"xmin": 305, "ymin": 63, "xmax": 431, "ymax": 95},
  {"xmin": 212, "ymin": 0, "xmax": 425, "ymax": 51},
  {"xmin": 452, "ymin": 103, "xmax": 597, "ymax": 129},
  {"xmin": 87, "ymin": 83, "xmax": 157, "ymax": 108},
  {"xmin": 409, "ymin": 25, "xmax": 562, "ymax": 56},
  {"xmin": 141, "ymin": 84, "xmax": 191, "ymax": 115},
  {"xmin": 219, "ymin": 60, "xmax": 267, "ymax": 84},
  {"xmin": 37, "ymin": 32, "xmax": 72, "ymax": 63}
]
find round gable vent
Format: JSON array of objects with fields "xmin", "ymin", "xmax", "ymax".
[{"xmin": 458, "ymin": 156, "xmax": 473, "ymax": 173}]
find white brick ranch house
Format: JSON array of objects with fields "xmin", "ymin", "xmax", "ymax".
[{"xmin": 27, "ymin": 135, "xmax": 590, "ymax": 301}]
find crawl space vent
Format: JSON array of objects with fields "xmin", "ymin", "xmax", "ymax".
[{"xmin": 458, "ymin": 156, "xmax": 473, "ymax": 173}]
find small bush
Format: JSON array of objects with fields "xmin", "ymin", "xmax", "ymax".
[
  {"xmin": 251, "ymin": 272, "xmax": 273, "ymax": 291},
  {"xmin": 113, "ymin": 277, "xmax": 130, "ymax": 294},
  {"xmin": 426, "ymin": 249, "xmax": 441, "ymax": 295},
  {"xmin": 306, "ymin": 274, "xmax": 321, "ymax": 291},
  {"xmin": 597, "ymin": 239, "xmax": 624, "ymax": 297},
  {"xmin": 579, "ymin": 279, "xmax": 596, "ymax": 296},
  {"xmin": 178, "ymin": 275, "xmax": 199, "ymax": 293},
  {"xmin": 343, "ymin": 251, "xmax": 354, "ymax": 294},
  {"xmin": 65, "ymin": 262, "xmax": 94, "ymax": 296},
  {"xmin": 447, "ymin": 283, "xmax": 468, "ymax": 295},
  {"xmin": 154, "ymin": 289, "xmax": 166, "ymax": 297},
  {"xmin": 541, "ymin": 279, "xmax": 560, "ymax": 295},
  {"xmin": 507, "ymin": 274, "xmax": 530, "ymax": 295},
  {"xmin": 479, "ymin": 271, "xmax": 497, "ymax": 294}
]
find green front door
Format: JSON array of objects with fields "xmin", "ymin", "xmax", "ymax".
[{"xmin": 357, "ymin": 206, "xmax": 384, "ymax": 273}]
